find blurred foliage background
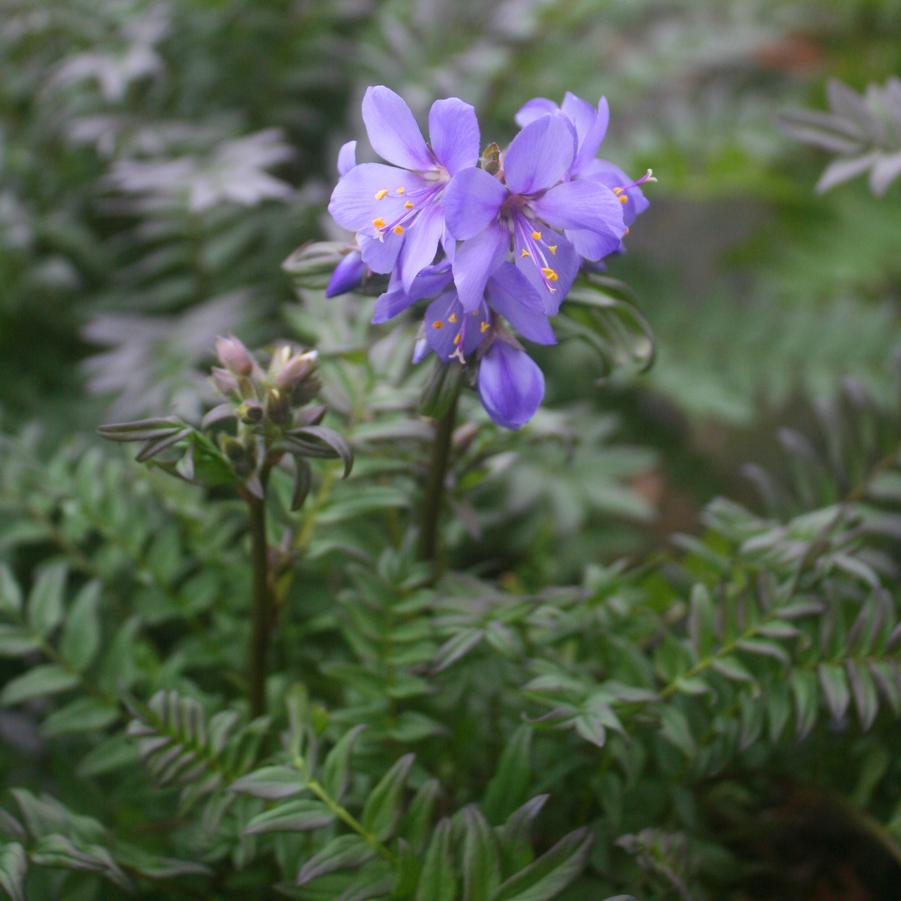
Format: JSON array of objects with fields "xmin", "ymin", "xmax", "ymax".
[{"xmin": 1, "ymin": 0, "xmax": 901, "ymax": 898}]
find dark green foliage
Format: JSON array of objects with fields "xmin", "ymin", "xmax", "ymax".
[{"xmin": 3, "ymin": 0, "xmax": 901, "ymax": 899}]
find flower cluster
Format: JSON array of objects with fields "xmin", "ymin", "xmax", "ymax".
[{"xmin": 327, "ymin": 86, "xmax": 653, "ymax": 429}]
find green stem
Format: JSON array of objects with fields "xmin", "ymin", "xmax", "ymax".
[
  {"xmin": 247, "ymin": 475, "xmax": 272, "ymax": 718},
  {"xmin": 306, "ymin": 778, "xmax": 399, "ymax": 865},
  {"xmin": 417, "ymin": 388, "xmax": 460, "ymax": 575}
]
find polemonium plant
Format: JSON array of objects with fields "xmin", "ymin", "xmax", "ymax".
[{"xmin": 327, "ymin": 84, "xmax": 654, "ymax": 434}]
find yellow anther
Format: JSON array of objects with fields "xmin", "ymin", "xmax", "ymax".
[
  {"xmin": 453, "ymin": 333, "xmax": 463, "ymax": 346},
  {"xmin": 448, "ymin": 313, "xmax": 458, "ymax": 323},
  {"xmin": 531, "ymin": 230, "xmax": 542, "ymax": 240},
  {"xmin": 618, "ymin": 195, "xmax": 628, "ymax": 204},
  {"xmin": 404, "ymin": 201, "xmax": 414, "ymax": 209},
  {"xmin": 480, "ymin": 321, "xmax": 490, "ymax": 333},
  {"xmin": 521, "ymin": 249, "xmax": 530, "ymax": 258},
  {"xmin": 392, "ymin": 225, "xmax": 404, "ymax": 235},
  {"xmin": 374, "ymin": 188, "xmax": 389, "ymax": 200},
  {"xmin": 432, "ymin": 320, "xmax": 443, "ymax": 329},
  {"xmin": 372, "ymin": 217, "xmax": 386, "ymax": 229},
  {"xmin": 548, "ymin": 245, "xmax": 558, "ymax": 254},
  {"xmin": 613, "ymin": 186, "xmax": 624, "ymax": 195},
  {"xmin": 541, "ymin": 267, "xmax": 558, "ymax": 282},
  {"xmin": 396, "ymin": 186, "xmax": 405, "ymax": 194}
]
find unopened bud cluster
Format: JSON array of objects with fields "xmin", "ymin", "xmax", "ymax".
[{"xmin": 209, "ymin": 336, "xmax": 327, "ymax": 479}]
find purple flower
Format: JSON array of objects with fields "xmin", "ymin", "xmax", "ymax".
[
  {"xmin": 516, "ymin": 92, "xmax": 653, "ymax": 234},
  {"xmin": 443, "ymin": 114, "xmax": 626, "ymax": 315},
  {"xmin": 325, "ymin": 249, "xmax": 366, "ymax": 297},
  {"xmin": 370, "ymin": 261, "xmax": 552, "ymax": 429},
  {"xmin": 328, "ymin": 86, "xmax": 480, "ymax": 291},
  {"xmin": 477, "ymin": 338, "xmax": 545, "ymax": 430},
  {"xmin": 326, "ymin": 140, "xmax": 367, "ymax": 298}
]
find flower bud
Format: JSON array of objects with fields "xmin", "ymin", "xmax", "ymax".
[
  {"xmin": 220, "ymin": 434, "xmax": 255, "ymax": 476},
  {"xmin": 266, "ymin": 387, "xmax": 290, "ymax": 423},
  {"xmin": 215, "ymin": 335, "xmax": 254, "ymax": 376},
  {"xmin": 295, "ymin": 404, "xmax": 327, "ymax": 426},
  {"xmin": 236, "ymin": 400, "xmax": 264, "ymax": 424},
  {"xmin": 325, "ymin": 250, "xmax": 366, "ymax": 298},
  {"xmin": 273, "ymin": 350, "xmax": 318, "ymax": 390},
  {"xmin": 211, "ymin": 366, "xmax": 240, "ymax": 396}
]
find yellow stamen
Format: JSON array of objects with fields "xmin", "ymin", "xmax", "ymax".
[
  {"xmin": 613, "ymin": 186, "xmax": 624, "ymax": 195},
  {"xmin": 453, "ymin": 333, "xmax": 463, "ymax": 346},
  {"xmin": 480, "ymin": 321, "xmax": 490, "ymax": 333},
  {"xmin": 548, "ymin": 245, "xmax": 558, "ymax": 254},
  {"xmin": 374, "ymin": 188, "xmax": 389, "ymax": 200},
  {"xmin": 531, "ymin": 230, "xmax": 542, "ymax": 240},
  {"xmin": 432, "ymin": 320, "xmax": 443, "ymax": 329},
  {"xmin": 404, "ymin": 201, "xmax": 414, "ymax": 209},
  {"xmin": 541, "ymin": 267, "xmax": 558, "ymax": 282},
  {"xmin": 521, "ymin": 249, "xmax": 530, "ymax": 258},
  {"xmin": 392, "ymin": 225, "xmax": 404, "ymax": 235},
  {"xmin": 448, "ymin": 313, "xmax": 458, "ymax": 323},
  {"xmin": 396, "ymin": 186, "xmax": 405, "ymax": 194},
  {"xmin": 618, "ymin": 195, "xmax": 628, "ymax": 204},
  {"xmin": 372, "ymin": 217, "xmax": 386, "ymax": 229}
]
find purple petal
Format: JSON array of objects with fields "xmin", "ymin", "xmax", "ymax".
[
  {"xmin": 337, "ymin": 140, "xmax": 357, "ymax": 176},
  {"xmin": 503, "ymin": 114, "xmax": 576, "ymax": 195},
  {"xmin": 424, "ymin": 291, "xmax": 489, "ymax": 361},
  {"xmin": 362, "ymin": 85, "xmax": 433, "ymax": 171},
  {"xmin": 328, "ymin": 163, "xmax": 422, "ymax": 234},
  {"xmin": 452, "ymin": 221, "xmax": 509, "ymax": 312},
  {"xmin": 572, "ymin": 98, "xmax": 609, "ymax": 174},
  {"xmin": 325, "ymin": 250, "xmax": 365, "ymax": 297},
  {"xmin": 477, "ymin": 340, "xmax": 545, "ymax": 430},
  {"xmin": 514, "ymin": 97, "xmax": 559, "ymax": 128},
  {"xmin": 560, "ymin": 93, "xmax": 596, "ymax": 148},
  {"xmin": 564, "ymin": 227, "xmax": 621, "ymax": 261},
  {"xmin": 398, "ymin": 201, "xmax": 445, "ymax": 291},
  {"xmin": 429, "ymin": 98, "xmax": 480, "ymax": 175},
  {"xmin": 412, "ymin": 335, "xmax": 431, "ymax": 364},
  {"xmin": 486, "ymin": 263, "xmax": 556, "ymax": 345},
  {"xmin": 512, "ymin": 223, "xmax": 579, "ymax": 315},
  {"xmin": 444, "ymin": 167, "xmax": 507, "ymax": 240},
  {"xmin": 530, "ymin": 180, "xmax": 624, "ymax": 258},
  {"xmin": 582, "ymin": 159, "xmax": 650, "ymax": 225},
  {"xmin": 371, "ymin": 261, "xmax": 454, "ymax": 323},
  {"xmin": 359, "ymin": 232, "xmax": 403, "ymax": 273}
]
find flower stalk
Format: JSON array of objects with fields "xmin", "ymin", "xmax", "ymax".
[
  {"xmin": 247, "ymin": 470, "xmax": 272, "ymax": 718},
  {"xmin": 418, "ymin": 384, "xmax": 460, "ymax": 576}
]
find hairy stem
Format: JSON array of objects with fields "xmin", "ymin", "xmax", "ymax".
[
  {"xmin": 417, "ymin": 387, "xmax": 460, "ymax": 575},
  {"xmin": 248, "ymin": 478, "xmax": 272, "ymax": 718}
]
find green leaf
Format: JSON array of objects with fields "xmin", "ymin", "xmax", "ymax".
[
  {"xmin": 296, "ymin": 834, "xmax": 374, "ymax": 886},
  {"xmin": 41, "ymin": 697, "xmax": 118, "ymax": 738},
  {"xmin": 0, "ymin": 626, "xmax": 39, "ymax": 658},
  {"xmin": 361, "ymin": 753, "xmax": 415, "ymax": 842},
  {"xmin": 321, "ymin": 724, "xmax": 366, "ymax": 801},
  {"xmin": 710, "ymin": 656, "xmax": 755, "ymax": 682},
  {"xmin": 244, "ymin": 799, "xmax": 334, "ymax": 835},
  {"xmin": 1, "ymin": 665, "xmax": 79, "ymax": 706},
  {"xmin": 0, "ymin": 842, "xmax": 27, "ymax": 901},
  {"xmin": 31, "ymin": 834, "xmax": 131, "ymax": 891},
  {"xmin": 27, "ymin": 562, "xmax": 67, "ymax": 636},
  {"xmin": 483, "ymin": 726, "xmax": 532, "ymax": 823},
  {"xmin": 791, "ymin": 669, "xmax": 819, "ymax": 738},
  {"xmin": 0, "ymin": 566, "xmax": 23, "ymax": 617},
  {"xmin": 60, "ymin": 581, "xmax": 101, "ymax": 671},
  {"xmin": 287, "ymin": 426, "xmax": 353, "ymax": 478},
  {"xmin": 399, "ymin": 779, "xmax": 441, "ymax": 853},
  {"xmin": 497, "ymin": 796, "xmax": 548, "ymax": 877},
  {"xmin": 77, "ymin": 735, "xmax": 139, "ymax": 778},
  {"xmin": 659, "ymin": 706, "xmax": 696, "ymax": 757},
  {"xmin": 229, "ymin": 766, "xmax": 303, "ymax": 800},
  {"xmin": 492, "ymin": 827, "xmax": 592, "ymax": 901},
  {"xmin": 818, "ymin": 663, "xmax": 850, "ymax": 721},
  {"xmin": 462, "ymin": 806, "xmax": 500, "ymax": 901},
  {"xmin": 416, "ymin": 819, "xmax": 456, "ymax": 901}
]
